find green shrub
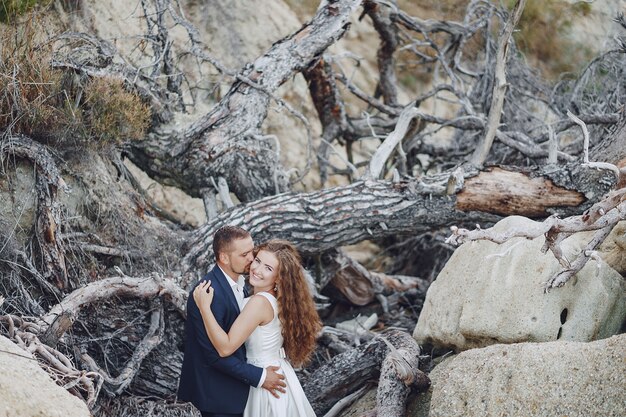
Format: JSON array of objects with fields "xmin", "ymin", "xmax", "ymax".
[
  {"xmin": 0, "ymin": 16, "xmax": 150, "ymax": 148},
  {"xmin": 0, "ymin": 0, "xmax": 50, "ymax": 23},
  {"xmin": 84, "ymin": 77, "xmax": 150, "ymax": 145}
]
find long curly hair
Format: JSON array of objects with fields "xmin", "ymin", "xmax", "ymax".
[{"xmin": 254, "ymin": 240, "xmax": 321, "ymax": 367}]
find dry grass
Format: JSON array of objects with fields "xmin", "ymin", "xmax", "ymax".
[
  {"xmin": 0, "ymin": 18, "xmax": 66, "ymax": 140},
  {"xmin": 0, "ymin": 15, "xmax": 150, "ymax": 148}
]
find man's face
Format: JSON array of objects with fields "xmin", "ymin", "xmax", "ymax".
[{"xmin": 222, "ymin": 236, "xmax": 254, "ymax": 277}]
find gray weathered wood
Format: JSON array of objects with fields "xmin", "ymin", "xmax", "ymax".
[
  {"xmin": 182, "ymin": 161, "xmax": 615, "ymax": 273},
  {"xmin": 128, "ymin": 0, "xmax": 362, "ymax": 202}
]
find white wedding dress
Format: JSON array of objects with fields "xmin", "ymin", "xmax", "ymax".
[{"xmin": 243, "ymin": 292, "xmax": 316, "ymax": 417}]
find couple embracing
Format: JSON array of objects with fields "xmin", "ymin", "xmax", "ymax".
[{"xmin": 177, "ymin": 226, "xmax": 321, "ymax": 417}]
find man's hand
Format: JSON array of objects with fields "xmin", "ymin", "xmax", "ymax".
[{"xmin": 262, "ymin": 365, "xmax": 286, "ymax": 398}]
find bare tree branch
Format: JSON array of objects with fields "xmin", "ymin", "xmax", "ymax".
[
  {"xmin": 41, "ymin": 275, "xmax": 187, "ymax": 330},
  {"xmin": 365, "ymin": 0, "xmax": 400, "ymax": 106},
  {"xmin": 0, "ymin": 314, "xmax": 102, "ymax": 406},
  {"xmin": 79, "ymin": 303, "xmax": 165, "ymax": 396},
  {"xmin": 364, "ymin": 105, "xmax": 420, "ymax": 179},
  {"xmin": 128, "ymin": 0, "xmax": 362, "ymax": 202},
  {"xmin": 447, "ymin": 188, "xmax": 626, "ymax": 290},
  {"xmin": 471, "ymin": 0, "xmax": 527, "ymax": 166},
  {"xmin": 303, "ymin": 56, "xmax": 350, "ymax": 185}
]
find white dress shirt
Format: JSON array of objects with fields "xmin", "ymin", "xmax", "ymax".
[{"xmin": 217, "ymin": 265, "xmax": 266, "ymax": 388}]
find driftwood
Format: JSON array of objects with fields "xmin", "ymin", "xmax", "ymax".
[
  {"xmin": 182, "ymin": 160, "xmax": 616, "ymax": 273},
  {"xmin": 305, "ymin": 329, "xmax": 429, "ymax": 417},
  {"xmin": 126, "ymin": 0, "xmax": 363, "ymax": 202},
  {"xmin": 1, "ymin": 0, "xmax": 625, "ymax": 416}
]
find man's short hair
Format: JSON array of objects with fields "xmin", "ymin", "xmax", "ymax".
[{"xmin": 213, "ymin": 226, "xmax": 250, "ymax": 258}]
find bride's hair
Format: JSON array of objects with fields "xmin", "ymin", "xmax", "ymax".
[{"xmin": 254, "ymin": 240, "xmax": 321, "ymax": 367}]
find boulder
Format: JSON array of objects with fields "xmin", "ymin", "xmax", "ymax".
[
  {"xmin": 414, "ymin": 216, "xmax": 626, "ymax": 351},
  {"xmin": 425, "ymin": 334, "xmax": 626, "ymax": 417},
  {"xmin": 0, "ymin": 335, "xmax": 91, "ymax": 417}
]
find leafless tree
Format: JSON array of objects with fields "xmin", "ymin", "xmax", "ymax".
[{"xmin": 1, "ymin": 1, "xmax": 625, "ymax": 416}]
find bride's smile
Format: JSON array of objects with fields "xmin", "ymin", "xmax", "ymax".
[{"xmin": 249, "ymin": 250, "xmax": 279, "ymax": 294}]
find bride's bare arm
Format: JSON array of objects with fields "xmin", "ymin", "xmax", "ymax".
[{"xmin": 193, "ymin": 281, "xmax": 273, "ymax": 357}]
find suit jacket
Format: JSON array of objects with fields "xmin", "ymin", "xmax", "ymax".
[{"xmin": 177, "ymin": 265, "xmax": 263, "ymax": 413}]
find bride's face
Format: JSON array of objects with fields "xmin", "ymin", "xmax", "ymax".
[{"xmin": 249, "ymin": 250, "xmax": 279, "ymax": 292}]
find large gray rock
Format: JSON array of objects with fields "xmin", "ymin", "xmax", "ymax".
[
  {"xmin": 0, "ymin": 335, "xmax": 91, "ymax": 417},
  {"xmin": 426, "ymin": 334, "xmax": 626, "ymax": 417},
  {"xmin": 414, "ymin": 216, "xmax": 626, "ymax": 351},
  {"xmin": 337, "ymin": 329, "xmax": 625, "ymax": 417}
]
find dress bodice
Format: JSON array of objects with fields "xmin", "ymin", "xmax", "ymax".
[
  {"xmin": 241, "ymin": 292, "xmax": 317, "ymax": 417},
  {"xmin": 243, "ymin": 292, "xmax": 285, "ymax": 366}
]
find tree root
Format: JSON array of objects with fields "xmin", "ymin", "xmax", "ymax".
[
  {"xmin": 305, "ymin": 329, "xmax": 429, "ymax": 416},
  {"xmin": 1, "ymin": 135, "xmax": 68, "ymax": 289},
  {"xmin": 0, "ymin": 314, "xmax": 102, "ymax": 406}
]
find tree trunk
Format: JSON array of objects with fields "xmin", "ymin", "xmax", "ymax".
[
  {"xmin": 1, "ymin": 1, "xmax": 625, "ymax": 415},
  {"xmin": 127, "ymin": 0, "xmax": 362, "ymax": 202},
  {"xmin": 183, "ymin": 162, "xmax": 616, "ymax": 273}
]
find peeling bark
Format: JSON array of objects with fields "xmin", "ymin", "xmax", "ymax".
[
  {"xmin": 456, "ymin": 167, "xmax": 585, "ymax": 216},
  {"xmin": 323, "ymin": 248, "xmax": 426, "ymax": 307},
  {"xmin": 303, "ymin": 56, "xmax": 350, "ymax": 185}
]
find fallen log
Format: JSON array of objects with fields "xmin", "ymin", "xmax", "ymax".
[{"xmin": 182, "ymin": 160, "xmax": 616, "ymax": 273}]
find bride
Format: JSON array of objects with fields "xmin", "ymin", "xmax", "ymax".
[{"xmin": 194, "ymin": 239, "xmax": 321, "ymax": 417}]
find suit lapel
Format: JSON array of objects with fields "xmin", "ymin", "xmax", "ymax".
[{"xmin": 211, "ymin": 265, "xmax": 240, "ymax": 313}]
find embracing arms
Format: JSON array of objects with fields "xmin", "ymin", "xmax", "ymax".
[
  {"xmin": 188, "ymin": 279, "xmax": 285, "ymax": 397},
  {"xmin": 194, "ymin": 280, "xmax": 274, "ymax": 357}
]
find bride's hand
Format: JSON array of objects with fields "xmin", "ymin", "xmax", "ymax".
[{"xmin": 193, "ymin": 280, "xmax": 214, "ymax": 310}]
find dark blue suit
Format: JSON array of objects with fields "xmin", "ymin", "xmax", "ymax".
[{"xmin": 178, "ymin": 266, "xmax": 263, "ymax": 414}]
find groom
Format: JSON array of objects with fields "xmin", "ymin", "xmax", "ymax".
[{"xmin": 178, "ymin": 226, "xmax": 286, "ymax": 417}]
